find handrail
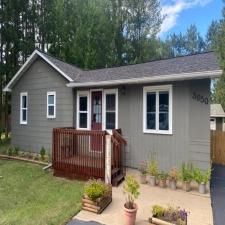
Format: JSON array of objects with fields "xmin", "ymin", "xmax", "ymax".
[{"xmin": 112, "ymin": 129, "xmax": 127, "ymax": 145}]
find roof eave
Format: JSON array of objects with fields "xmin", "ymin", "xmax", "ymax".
[
  {"xmin": 211, "ymin": 115, "xmax": 225, "ymax": 118},
  {"xmin": 66, "ymin": 69, "xmax": 222, "ymax": 88},
  {"xmin": 3, "ymin": 49, "xmax": 74, "ymax": 92}
]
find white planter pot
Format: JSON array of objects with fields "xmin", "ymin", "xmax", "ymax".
[
  {"xmin": 148, "ymin": 175, "xmax": 156, "ymax": 186},
  {"xmin": 199, "ymin": 183, "xmax": 206, "ymax": 194},
  {"xmin": 169, "ymin": 180, "xmax": 177, "ymax": 190}
]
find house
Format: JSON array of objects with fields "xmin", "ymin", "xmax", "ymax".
[
  {"xmin": 3, "ymin": 49, "xmax": 222, "ymax": 178},
  {"xmin": 210, "ymin": 104, "xmax": 225, "ymax": 131}
]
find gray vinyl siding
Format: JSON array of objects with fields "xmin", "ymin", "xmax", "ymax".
[
  {"xmin": 118, "ymin": 80, "xmax": 210, "ymax": 170},
  {"xmin": 188, "ymin": 79, "xmax": 211, "ymax": 170},
  {"xmin": 75, "ymin": 79, "xmax": 210, "ymax": 171},
  {"xmin": 11, "ymin": 58, "xmax": 73, "ymax": 153},
  {"xmin": 11, "ymin": 56, "xmax": 210, "ymax": 170}
]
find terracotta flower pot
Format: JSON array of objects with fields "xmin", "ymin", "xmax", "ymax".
[
  {"xmin": 169, "ymin": 180, "xmax": 177, "ymax": 190},
  {"xmin": 199, "ymin": 183, "xmax": 206, "ymax": 194},
  {"xmin": 140, "ymin": 174, "xmax": 147, "ymax": 184},
  {"xmin": 159, "ymin": 179, "xmax": 166, "ymax": 188},
  {"xmin": 124, "ymin": 203, "xmax": 138, "ymax": 225},
  {"xmin": 182, "ymin": 181, "xmax": 191, "ymax": 192}
]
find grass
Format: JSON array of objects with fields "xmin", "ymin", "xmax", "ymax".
[{"xmin": 0, "ymin": 159, "xmax": 84, "ymax": 225}]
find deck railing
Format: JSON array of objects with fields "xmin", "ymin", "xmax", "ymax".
[
  {"xmin": 52, "ymin": 128, "xmax": 106, "ymax": 179},
  {"xmin": 111, "ymin": 129, "xmax": 127, "ymax": 177}
]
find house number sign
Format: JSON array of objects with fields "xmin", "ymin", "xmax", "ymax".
[
  {"xmin": 192, "ymin": 92, "xmax": 209, "ymax": 105},
  {"xmin": 192, "ymin": 92, "xmax": 208, "ymax": 105}
]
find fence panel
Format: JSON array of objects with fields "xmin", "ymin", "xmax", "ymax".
[{"xmin": 211, "ymin": 130, "xmax": 225, "ymax": 165}]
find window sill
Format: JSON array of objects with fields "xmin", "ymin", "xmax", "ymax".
[
  {"xmin": 143, "ymin": 130, "xmax": 173, "ymax": 135},
  {"xmin": 20, "ymin": 122, "xmax": 27, "ymax": 125},
  {"xmin": 47, "ymin": 116, "xmax": 56, "ymax": 119}
]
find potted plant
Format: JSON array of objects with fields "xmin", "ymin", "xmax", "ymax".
[
  {"xmin": 193, "ymin": 167, "xmax": 211, "ymax": 194},
  {"xmin": 168, "ymin": 167, "xmax": 179, "ymax": 190},
  {"xmin": 179, "ymin": 163, "xmax": 193, "ymax": 192},
  {"xmin": 147, "ymin": 159, "xmax": 158, "ymax": 186},
  {"xmin": 149, "ymin": 205, "xmax": 188, "ymax": 225},
  {"xmin": 157, "ymin": 172, "xmax": 168, "ymax": 188},
  {"xmin": 123, "ymin": 175, "xmax": 140, "ymax": 225},
  {"xmin": 83, "ymin": 179, "xmax": 112, "ymax": 214},
  {"xmin": 138, "ymin": 160, "xmax": 147, "ymax": 184}
]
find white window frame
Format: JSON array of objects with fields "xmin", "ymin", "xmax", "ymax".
[
  {"xmin": 103, "ymin": 89, "xmax": 118, "ymax": 131},
  {"xmin": 20, "ymin": 92, "xmax": 28, "ymax": 125},
  {"xmin": 143, "ymin": 85, "xmax": 172, "ymax": 134},
  {"xmin": 47, "ymin": 91, "xmax": 56, "ymax": 118},
  {"xmin": 76, "ymin": 91, "xmax": 90, "ymax": 130}
]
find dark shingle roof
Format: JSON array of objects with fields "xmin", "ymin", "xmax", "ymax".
[
  {"xmin": 41, "ymin": 51, "xmax": 82, "ymax": 81},
  {"xmin": 40, "ymin": 50, "xmax": 221, "ymax": 83},
  {"xmin": 75, "ymin": 52, "xmax": 220, "ymax": 83}
]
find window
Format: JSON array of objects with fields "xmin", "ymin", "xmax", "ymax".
[
  {"xmin": 20, "ymin": 92, "xmax": 28, "ymax": 124},
  {"xmin": 103, "ymin": 89, "xmax": 118, "ymax": 130},
  {"xmin": 47, "ymin": 92, "xmax": 56, "ymax": 118},
  {"xmin": 77, "ymin": 91, "xmax": 89, "ymax": 129},
  {"xmin": 143, "ymin": 85, "xmax": 172, "ymax": 134}
]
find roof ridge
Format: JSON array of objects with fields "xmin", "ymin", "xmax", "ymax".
[
  {"xmin": 35, "ymin": 48, "xmax": 216, "ymax": 72},
  {"xmin": 83, "ymin": 51, "xmax": 216, "ymax": 72},
  {"xmin": 35, "ymin": 48, "xmax": 82, "ymax": 71}
]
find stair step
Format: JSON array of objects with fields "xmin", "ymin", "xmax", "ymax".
[
  {"xmin": 112, "ymin": 168, "xmax": 120, "ymax": 175},
  {"xmin": 112, "ymin": 173, "xmax": 124, "ymax": 187}
]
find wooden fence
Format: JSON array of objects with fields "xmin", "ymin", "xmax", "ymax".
[
  {"xmin": 52, "ymin": 128, "xmax": 106, "ymax": 179},
  {"xmin": 211, "ymin": 130, "xmax": 225, "ymax": 165}
]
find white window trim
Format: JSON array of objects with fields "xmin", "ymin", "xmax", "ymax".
[
  {"xmin": 76, "ymin": 91, "xmax": 90, "ymax": 130},
  {"xmin": 20, "ymin": 92, "xmax": 28, "ymax": 125},
  {"xmin": 143, "ymin": 85, "xmax": 173, "ymax": 134},
  {"xmin": 103, "ymin": 89, "xmax": 118, "ymax": 131},
  {"xmin": 47, "ymin": 91, "xmax": 56, "ymax": 119}
]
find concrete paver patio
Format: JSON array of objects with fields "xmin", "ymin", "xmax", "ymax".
[{"xmin": 75, "ymin": 169, "xmax": 213, "ymax": 225}]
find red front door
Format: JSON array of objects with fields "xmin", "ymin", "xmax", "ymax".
[
  {"xmin": 91, "ymin": 91, "xmax": 102, "ymax": 130},
  {"xmin": 91, "ymin": 91, "xmax": 102, "ymax": 151}
]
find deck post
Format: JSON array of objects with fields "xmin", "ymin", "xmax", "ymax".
[{"xmin": 105, "ymin": 134, "xmax": 112, "ymax": 184}]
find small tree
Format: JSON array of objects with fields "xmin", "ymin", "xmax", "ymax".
[
  {"xmin": 123, "ymin": 175, "xmax": 140, "ymax": 209},
  {"xmin": 40, "ymin": 147, "xmax": 46, "ymax": 161}
]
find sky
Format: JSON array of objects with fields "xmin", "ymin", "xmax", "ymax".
[{"xmin": 159, "ymin": 0, "xmax": 224, "ymax": 39}]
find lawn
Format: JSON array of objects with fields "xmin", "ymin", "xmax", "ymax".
[{"xmin": 0, "ymin": 159, "xmax": 84, "ymax": 225}]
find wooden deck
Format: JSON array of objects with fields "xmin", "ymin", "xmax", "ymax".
[{"xmin": 52, "ymin": 128, "xmax": 127, "ymax": 184}]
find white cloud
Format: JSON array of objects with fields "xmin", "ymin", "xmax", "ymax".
[{"xmin": 159, "ymin": 0, "xmax": 213, "ymax": 36}]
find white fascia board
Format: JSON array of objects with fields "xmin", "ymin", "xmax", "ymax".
[
  {"xmin": 66, "ymin": 70, "xmax": 222, "ymax": 88},
  {"xmin": 3, "ymin": 49, "xmax": 73, "ymax": 92}
]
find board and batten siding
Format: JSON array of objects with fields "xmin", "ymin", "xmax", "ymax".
[
  {"xmin": 11, "ymin": 58, "xmax": 74, "ymax": 153},
  {"xmin": 118, "ymin": 79, "xmax": 210, "ymax": 170}
]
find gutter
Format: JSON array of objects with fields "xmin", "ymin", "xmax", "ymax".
[{"xmin": 66, "ymin": 70, "xmax": 222, "ymax": 88}]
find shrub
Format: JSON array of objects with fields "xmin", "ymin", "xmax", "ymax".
[
  {"xmin": 84, "ymin": 179, "xmax": 110, "ymax": 201},
  {"xmin": 148, "ymin": 159, "xmax": 158, "ymax": 176},
  {"xmin": 13, "ymin": 146, "xmax": 20, "ymax": 156},
  {"xmin": 169, "ymin": 167, "xmax": 179, "ymax": 181},
  {"xmin": 40, "ymin": 147, "xmax": 46, "ymax": 161},
  {"xmin": 33, "ymin": 153, "xmax": 40, "ymax": 161},
  {"xmin": 157, "ymin": 171, "xmax": 168, "ymax": 180},
  {"xmin": 179, "ymin": 163, "xmax": 193, "ymax": 182},
  {"xmin": 139, "ymin": 160, "xmax": 147, "ymax": 175},
  {"xmin": 123, "ymin": 175, "xmax": 140, "ymax": 209},
  {"xmin": 152, "ymin": 205, "xmax": 165, "ymax": 218},
  {"xmin": 7, "ymin": 147, "xmax": 13, "ymax": 156},
  {"xmin": 193, "ymin": 167, "xmax": 211, "ymax": 184}
]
